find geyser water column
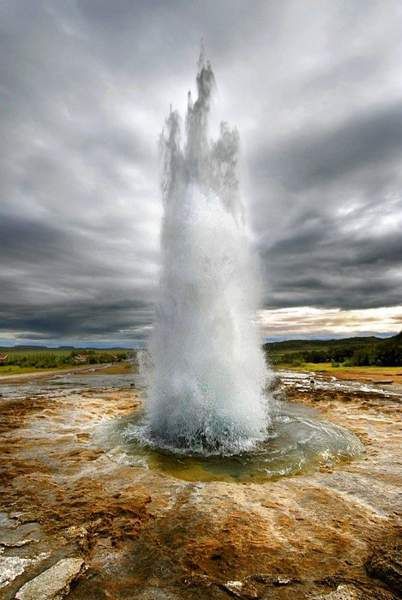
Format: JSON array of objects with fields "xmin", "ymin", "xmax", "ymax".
[{"xmin": 147, "ymin": 54, "xmax": 270, "ymax": 454}]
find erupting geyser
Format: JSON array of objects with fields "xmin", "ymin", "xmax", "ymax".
[
  {"xmin": 111, "ymin": 57, "xmax": 364, "ymax": 469},
  {"xmin": 146, "ymin": 52, "xmax": 271, "ymax": 455}
]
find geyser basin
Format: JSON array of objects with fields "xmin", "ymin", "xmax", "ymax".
[{"xmin": 105, "ymin": 401, "xmax": 364, "ymax": 483}]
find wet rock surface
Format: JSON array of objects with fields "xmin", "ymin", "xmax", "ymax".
[
  {"xmin": 0, "ymin": 376, "xmax": 401, "ymax": 599},
  {"xmin": 313, "ymin": 584, "xmax": 361, "ymax": 599},
  {"xmin": 15, "ymin": 557, "xmax": 85, "ymax": 600},
  {"xmin": 365, "ymin": 535, "xmax": 402, "ymax": 594}
]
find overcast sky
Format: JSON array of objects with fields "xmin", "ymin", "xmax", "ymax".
[{"xmin": 1, "ymin": 0, "xmax": 402, "ymax": 345}]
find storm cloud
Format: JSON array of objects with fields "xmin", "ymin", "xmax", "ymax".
[{"xmin": 1, "ymin": 0, "xmax": 402, "ymax": 343}]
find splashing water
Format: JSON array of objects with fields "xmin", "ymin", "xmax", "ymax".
[{"xmin": 145, "ymin": 53, "xmax": 271, "ymax": 455}]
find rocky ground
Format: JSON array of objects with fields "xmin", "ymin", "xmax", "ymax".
[{"xmin": 0, "ymin": 377, "xmax": 401, "ymax": 599}]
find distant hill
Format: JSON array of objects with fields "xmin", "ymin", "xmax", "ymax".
[{"xmin": 264, "ymin": 332, "xmax": 402, "ymax": 366}]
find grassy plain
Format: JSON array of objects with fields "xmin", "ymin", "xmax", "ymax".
[
  {"xmin": 279, "ymin": 361, "xmax": 402, "ymax": 382},
  {"xmin": 0, "ymin": 347, "xmax": 133, "ymax": 378}
]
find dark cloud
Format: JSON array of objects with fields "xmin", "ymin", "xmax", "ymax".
[
  {"xmin": 259, "ymin": 209, "xmax": 402, "ymax": 310},
  {"xmin": 0, "ymin": 298, "xmax": 153, "ymax": 339},
  {"xmin": 1, "ymin": 0, "xmax": 402, "ymax": 342},
  {"xmin": 255, "ymin": 100, "xmax": 402, "ymax": 192}
]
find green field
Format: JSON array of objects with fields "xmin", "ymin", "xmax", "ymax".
[
  {"xmin": 0, "ymin": 347, "xmax": 134, "ymax": 376},
  {"xmin": 1, "ymin": 333, "xmax": 401, "ymax": 379},
  {"xmin": 264, "ymin": 332, "xmax": 402, "ymax": 367}
]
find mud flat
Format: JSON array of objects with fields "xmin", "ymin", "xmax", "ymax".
[{"xmin": 0, "ymin": 374, "xmax": 401, "ymax": 599}]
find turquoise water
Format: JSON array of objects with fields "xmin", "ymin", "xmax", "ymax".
[{"xmin": 107, "ymin": 400, "xmax": 364, "ymax": 483}]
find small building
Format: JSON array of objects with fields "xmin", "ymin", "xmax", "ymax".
[{"xmin": 0, "ymin": 353, "xmax": 8, "ymax": 363}]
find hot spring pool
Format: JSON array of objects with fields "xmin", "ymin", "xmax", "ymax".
[{"xmin": 101, "ymin": 400, "xmax": 364, "ymax": 483}]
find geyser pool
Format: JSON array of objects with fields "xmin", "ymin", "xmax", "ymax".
[
  {"xmin": 105, "ymin": 399, "xmax": 364, "ymax": 483},
  {"xmin": 145, "ymin": 52, "xmax": 270, "ymax": 454}
]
